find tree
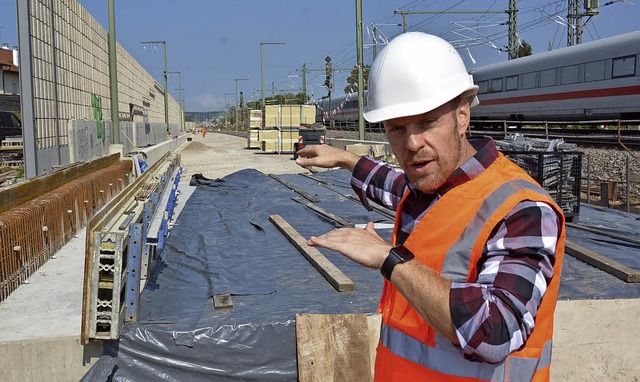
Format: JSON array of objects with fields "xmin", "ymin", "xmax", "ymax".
[
  {"xmin": 344, "ymin": 65, "xmax": 370, "ymax": 94},
  {"xmin": 517, "ymin": 40, "xmax": 532, "ymax": 58}
]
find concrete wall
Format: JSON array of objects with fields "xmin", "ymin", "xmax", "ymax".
[
  {"xmin": 17, "ymin": 0, "xmax": 185, "ymax": 177},
  {"xmin": 0, "ymin": 337, "xmax": 102, "ymax": 382},
  {"xmin": 68, "ymin": 120, "xmax": 112, "ymax": 163}
]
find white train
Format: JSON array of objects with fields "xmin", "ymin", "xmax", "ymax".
[
  {"xmin": 312, "ymin": 91, "xmax": 365, "ymax": 127},
  {"xmin": 471, "ymin": 30, "xmax": 640, "ymax": 123},
  {"xmin": 313, "ymin": 31, "xmax": 640, "ymax": 126}
]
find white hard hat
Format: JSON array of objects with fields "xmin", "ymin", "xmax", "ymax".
[{"xmin": 363, "ymin": 32, "xmax": 479, "ymax": 123}]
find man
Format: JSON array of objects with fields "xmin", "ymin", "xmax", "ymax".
[{"xmin": 295, "ymin": 32, "xmax": 565, "ymax": 381}]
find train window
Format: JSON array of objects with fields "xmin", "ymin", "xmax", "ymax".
[
  {"xmin": 561, "ymin": 65, "xmax": 579, "ymax": 84},
  {"xmin": 522, "ymin": 72, "xmax": 537, "ymax": 89},
  {"xmin": 490, "ymin": 78, "xmax": 503, "ymax": 93},
  {"xmin": 506, "ymin": 75, "xmax": 518, "ymax": 91},
  {"xmin": 477, "ymin": 81, "xmax": 488, "ymax": 94},
  {"xmin": 540, "ymin": 69, "xmax": 556, "ymax": 87},
  {"xmin": 612, "ymin": 55, "xmax": 636, "ymax": 78},
  {"xmin": 585, "ymin": 60, "xmax": 606, "ymax": 82}
]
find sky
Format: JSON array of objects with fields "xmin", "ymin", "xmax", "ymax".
[{"xmin": 0, "ymin": 0, "xmax": 638, "ymax": 112}]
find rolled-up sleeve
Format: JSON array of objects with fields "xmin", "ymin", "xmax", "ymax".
[
  {"xmin": 449, "ymin": 201, "xmax": 560, "ymax": 363},
  {"xmin": 351, "ymin": 156, "xmax": 407, "ymax": 211}
]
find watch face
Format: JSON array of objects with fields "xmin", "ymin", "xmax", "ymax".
[
  {"xmin": 391, "ymin": 245, "xmax": 415, "ymax": 262},
  {"xmin": 381, "ymin": 246, "xmax": 415, "ymax": 280}
]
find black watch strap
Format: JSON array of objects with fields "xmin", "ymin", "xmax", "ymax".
[{"xmin": 380, "ymin": 245, "xmax": 415, "ymax": 281}]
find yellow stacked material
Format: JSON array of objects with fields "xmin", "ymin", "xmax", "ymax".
[
  {"xmin": 263, "ymin": 105, "xmax": 316, "ymax": 128},
  {"xmin": 259, "ymin": 129, "xmax": 298, "ymax": 152},
  {"xmin": 247, "ymin": 129, "xmax": 261, "ymax": 149},
  {"xmin": 249, "ymin": 110, "xmax": 262, "ymax": 128}
]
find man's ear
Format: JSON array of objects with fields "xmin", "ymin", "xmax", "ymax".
[{"xmin": 456, "ymin": 99, "xmax": 471, "ymax": 136}]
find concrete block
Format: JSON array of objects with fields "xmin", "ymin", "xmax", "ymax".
[{"xmin": 0, "ymin": 336, "xmax": 102, "ymax": 382}]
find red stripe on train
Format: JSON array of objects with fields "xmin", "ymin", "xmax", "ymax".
[{"xmin": 478, "ymin": 85, "xmax": 640, "ymax": 105}]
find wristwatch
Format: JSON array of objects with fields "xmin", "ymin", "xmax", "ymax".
[{"xmin": 380, "ymin": 245, "xmax": 415, "ymax": 281}]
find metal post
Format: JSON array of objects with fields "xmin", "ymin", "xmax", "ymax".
[
  {"xmin": 544, "ymin": 121, "xmax": 549, "ymax": 139},
  {"xmin": 168, "ymin": 71, "xmax": 184, "ymax": 132},
  {"xmin": 373, "ymin": 25, "xmax": 378, "ymax": 61},
  {"xmin": 16, "ymin": 0, "xmax": 38, "ymax": 178},
  {"xmin": 141, "ymin": 41, "xmax": 168, "ymax": 134},
  {"xmin": 260, "ymin": 42, "xmax": 284, "ymax": 111},
  {"xmin": 108, "ymin": 0, "xmax": 120, "ymax": 144},
  {"xmin": 587, "ymin": 154, "xmax": 591, "ymax": 204},
  {"xmin": 626, "ymin": 155, "xmax": 631, "ymax": 212},
  {"xmin": 507, "ymin": 0, "xmax": 518, "ymax": 59},
  {"xmin": 235, "ymin": 78, "xmax": 249, "ymax": 131},
  {"xmin": 355, "ymin": 0, "xmax": 365, "ymax": 140},
  {"xmin": 162, "ymin": 43, "xmax": 168, "ymax": 135},
  {"xmin": 301, "ymin": 64, "xmax": 307, "ymax": 103}
]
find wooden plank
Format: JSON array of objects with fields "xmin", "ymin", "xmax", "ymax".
[
  {"xmin": 269, "ymin": 214, "xmax": 355, "ymax": 292},
  {"xmin": 291, "ymin": 197, "xmax": 355, "ymax": 228},
  {"xmin": 296, "ymin": 313, "xmax": 372, "ymax": 382},
  {"xmin": 0, "ymin": 153, "xmax": 121, "ymax": 214},
  {"xmin": 268, "ymin": 174, "xmax": 321, "ymax": 203},
  {"xmin": 299, "ymin": 172, "xmax": 330, "ymax": 185},
  {"xmin": 299, "ymin": 173, "xmax": 397, "ymax": 221},
  {"xmin": 348, "ymin": 195, "xmax": 396, "ymax": 220},
  {"xmin": 213, "ymin": 294, "xmax": 233, "ymax": 309},
  {"xmin": 565, "ymin": 240, "xmax": 640, "ymax": 283}
]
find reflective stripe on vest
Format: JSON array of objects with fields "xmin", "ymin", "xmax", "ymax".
[
  {"xmin": 441, "ymin": 178, "xmax": 549, "ymax": 282},
  {"xmin": 380, "ymin": 324, "xmax": 552, "ymax": 381}
]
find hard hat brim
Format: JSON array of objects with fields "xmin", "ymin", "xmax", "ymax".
[{"xmin": 363, "ymin": 85, "xmax": 479, "ymax": 123}]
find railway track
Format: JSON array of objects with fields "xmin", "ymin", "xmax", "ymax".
[
  {"xmin": 326, "ymin": 121, "xmax": 640, "ymax": 150},
  {"xmin": 467, "ymin": 128, "xmax": 640, "ymax": 150}
]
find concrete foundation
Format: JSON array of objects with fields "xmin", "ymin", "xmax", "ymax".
[{"xmin": 0, "ymin": 337, "xmax": 102, "ymax": 382}]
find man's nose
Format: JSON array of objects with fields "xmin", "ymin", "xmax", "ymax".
[{"xmin": 404, "ymin": 126, "xmax": 424, "ymax": 152}]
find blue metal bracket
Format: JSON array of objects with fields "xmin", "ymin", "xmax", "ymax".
[{"xmin": 124, "ymin": 223, "xmax": 143, "ymax": 322}]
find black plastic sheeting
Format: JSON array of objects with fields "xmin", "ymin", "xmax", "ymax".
[
  {"xmin": 558, "ymin": 204, "xmax": 640, "ymax": 300},
  {"xmin": 82, "ymin": 169, "xmax": 640, "ymax": 380},
  {"xmin": 83, "ymin": 169, "xmax": 392, "ymax": 381}
]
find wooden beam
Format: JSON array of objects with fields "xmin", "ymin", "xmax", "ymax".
[
  {"xmin": 268, "ymin": 174, "xmax": 321, "ymax": 203},
  {"xmin": 269, "ymin": 214, "xmax": 355, "ymax": 292},
  {"xmin": 566, "ymin": 222, "xmax": 640, "ymax": 246},
  {"xmin": 291, "ymin": 197, "xmax": 354, "ymax": 228},
  {"xmin": 299, "ymin": 173, "xmax": 397, "ymax": 221},
  {"xmin": 0, "ymin": 153, "xmax": 121, "ymax": 213},
  {"xmin": 296, "ymin": 313, "xmax": 372, "ymax": 382},
  {"xmin": 565, "ymin": 240, "xmax": 640, "ymax": 283}
]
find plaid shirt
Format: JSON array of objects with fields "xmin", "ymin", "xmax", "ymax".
[{"xmin": 351, "ymin": 137, "xmax": 560, "ymax": 363}]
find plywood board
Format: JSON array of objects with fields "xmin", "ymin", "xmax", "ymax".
[{"xmin": 296, "ymin": 313, "xmax": 372, "ymax": 382}]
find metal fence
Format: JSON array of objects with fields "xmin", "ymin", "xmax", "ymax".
[{"xmin": 500, "ymin": 151, "xmax": 583, "ymax": 222}]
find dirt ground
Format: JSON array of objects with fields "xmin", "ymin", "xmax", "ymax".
[{"xmin": 177, "ymin": 132, "xmax": 640, "ymax": 381}]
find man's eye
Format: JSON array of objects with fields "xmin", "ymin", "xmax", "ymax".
[{"xmin": 420, "ymin": 119, "xmax": 436, "ymax": 128}]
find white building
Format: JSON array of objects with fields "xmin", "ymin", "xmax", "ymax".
[{"xmin": 0, "ymin": 44, "xmax": 19, "ymax": 95}]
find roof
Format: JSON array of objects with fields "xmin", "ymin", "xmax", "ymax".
[{"xmin": 0, "ymin": 49, "xmax": 18, "ymax": 73}]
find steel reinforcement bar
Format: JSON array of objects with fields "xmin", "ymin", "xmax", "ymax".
[{"xmin": 0, "ymin": 160, "xmax": 133, "ymax": 303}]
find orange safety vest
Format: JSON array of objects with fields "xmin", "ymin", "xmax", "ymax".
[{"xmin": 375, "ymin": 153, "xmax": 566, "ymax": 382}]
